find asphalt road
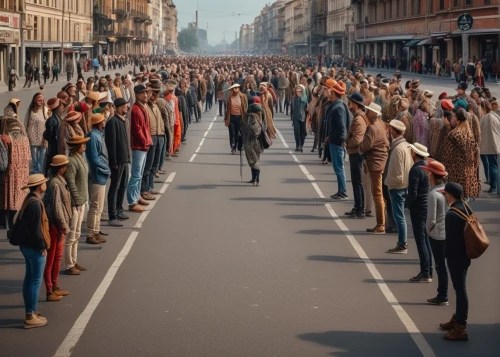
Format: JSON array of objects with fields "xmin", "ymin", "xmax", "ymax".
[{"xmin": 0, "ymin": 77, "xmax": 499, "ymax": 357}]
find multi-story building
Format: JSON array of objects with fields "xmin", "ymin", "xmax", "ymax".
[
  {"xmin": 267, "ymin": 0, "xmax": 286, "ymax": 53},
  {"xmin": 326, "ymin": 0, "xmax": 354, "ymax": 56},
  {"xmin": 239, "ymin": 24, "xmax": 254, "ymax": 52},
  {"xmin": 0, "ymin": 1, "xmax": 22, "ymax": 85},
  {"xmin": 23, "ymin": 0, "xmax": 93, "ymax": 69},
  {"xmin": 253, "ymin": 14, "xmax": 262, "ymax": 51},
  {"xmin": 282, "ymin": 0, "xmax": 311, "ymax": 55},
  {"xmin": 353, "ymin": 0, "xmax": 500, "ymax": 71},
  {"xmin": 311, "ymin": 0, "xmax": 328, "ymax": 54},
  {"xmin": 162, "ymin": 0, "xmax": 177, "ymax": 53}
]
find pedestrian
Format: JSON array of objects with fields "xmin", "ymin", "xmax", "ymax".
[
  {"xmin": 4, "ymin": 97, "xmax": 20, "ymax": 118},
  {"xmin": 64, "ymin": 135, "xmax": 90, "ymax": 275},
  {"xmin": 43, "ymin": 155, "xmax": 72, "ymax": 302},
  {"xmin": 127, "ymin": 84, "xmax": 153, "ymax": 213},
  {"xmin": 92, "ymin": 57, "xmax": 100, "ymax": 75},
  {"xmin": 479, "ymin": 100, "xmax": 500, "ymax": 194},
  {"xmin": 259, "ymin": 82, "xmax": 276, "ymax": 139},
  {"xmin": 346, "ymin": 92, "xmax": 368, "ymax": 218},
  {"xmin": 105, "ymin": 98, "xmax": 131, "ymax": 227},
  {"xmin": 420, "ymin": 160, "xmax": 449, "ymax": 306},
  {"xmin": 385, "ymin": 119, "xmax": 413, "ymax": 253},
  {"xmin": 65, "ymin": 57, "xmax": 74, "ymax": 82},
  {"xmin": 438, "ymin": 182, "xmax": 470, "ymax": 341},
  {"xmin": 24, "ymin": 61, "xmax": 33, "ymax": 88},
  {"xmin": 360, "ymin": 103, "xmax": 389, "ymax": 234},
  {"xmin": 225, "ymin": 83, "xmax": 248, "ymax": 154},
  {"xmin": 51, "ymin": 60, "xmax": 60, "ymax": 83},
  {"xmin": 243, "ymin": 96, "xmax": 266, "ymax": 186},
  {"xmin": 8, "ymin": 65, "xmax": 19, "ymax": 91},
  {"xmin": 58, "ymin": 111, "xmax": 85, "ymax": 157},
  {"xmin": 15, "ymin": 174, "xmax": 50, "ymax": 328},
  {"xmin": 406, "ymin": 143, "xmax": 433, "ymax": 281},
  {"xmin": 290, "ymin": 85, "xmax": 308, "ymax": 152},
  {"xmin": 24, "ymin": 93, "xmax": 48, "ymax": 174},
  {"xmin": 324, "ymin": 80, "xmax": 349, "ymax": 200},
  {"xmin": 42, "ymin": 60, "xmax": 50, "ymax": 84}
]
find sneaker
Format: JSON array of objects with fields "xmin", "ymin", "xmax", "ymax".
[
  {"xmin": 385, "ymin": 227, "xmax": 398, "ymax": 234},
  {"xmin": 109, "ymin": 219, "xmax": 124, "ymax": 227},
  {"xmin": 331, "ymin": 191, "xmax": 348, "ymax": 200},
  {"xmin": 427, "ymin": 297, "xmax": 449, "ymax": 306},
  {"xmin": 46, "ymin": 292, "xmax": 62, "ymax": 302},
  {"xmin": 24, "ymin": 314, "xmax": 48, "ymax": 329},
  {"xmin": 117, "ymin": 212, "xmax": 129, "ymax": 221},
  {"xmin": 366, "ymin": 225, "xmax": 385, "ymax": 234},
  {"xmin": 388, "ymin": 243, "xmax": 408, "ymax": 254},
  {"xmin": 410, "ymin": 273, "xmax": 432, "ymax": 283},
  {"xmin": 348, "ymin": 210, "xmax": 365, "ymax": 219},
  {"xmin": 365, "ymin": 211, "xmax": 373, "ymax": 217},
  {"xmin": 345, "ymin": 208, "xmax": 356, "ymax": 216}
]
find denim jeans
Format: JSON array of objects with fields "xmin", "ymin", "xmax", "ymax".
[
  {"xmin": 158, "ymin": 134, "xmax": 167, "ymax": 171},
  {"xmin": 389, "ymin": 188, "xmax": 407, "ymax": 245},
  {"xmin": 293, "ymin": 120, "xmax": 306, "ymax": 149},
  {"xmin": 127, "ymin": 149, "xmax": 148, "ymax": 205},
  {"xmin": 141, "ymin": 136, "xmax": 164, "ymax": 192},
  {"xmin": 218, "ymin": 100, "xmax": 226, "ymax": 116},
  {"xmin": 448, "ymin": 262, "xmax": 470, "ymax": 325},
  {"xmin": 429, "ymin": 237, "xmax": 448, "ymax": 301},
  {"xmin": 349, "ymin": 153, "xmax": 364, "ymax": 212},
  {"xmin": 228, "ymin": 115, "xmax": 242, "ymax": 151},
  {"xmin": 480, "ymin": 154, "xmax": 490, "ymax": 184},
  {"xmin": 329, "ymin": 143, "xmax": 347, "ymax": 194},
  {"xmin": 20, "ymin": 246, "xmax": 46, "ymax": 314},
  {"xmin": 30, "ymin": 146, "xmax": 46, "ymax": 174},
  {"xmin": 483, "ymin": 154, "xmax": 498, "ymax": 190},
  {"xmin": 410, "ymin": 207, "xmax": 433, "ymax": 277}
]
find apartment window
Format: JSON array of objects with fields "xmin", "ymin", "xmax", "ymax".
[
  {"xmin": 454, "ymin": 0, "xmax": 459, "ymax": 6},
  {"xmin": 412, "ymin": 0, "xmax": 420, "ymax": 15},
  {"xmin": 485, "ymin": 0, "xmax": 490, "ymax": 4},
  {"xmin": 465, "ymin": 0, "xmax": 472, "ymax": 5},
  {"xmin": 428, "ymin": 0, "xmax": 433, "ymax": 13}
]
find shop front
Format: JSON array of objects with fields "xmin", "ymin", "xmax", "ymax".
[{"xmin": 0, "ymin": 13, "xmax": 21, "ymax": 88}]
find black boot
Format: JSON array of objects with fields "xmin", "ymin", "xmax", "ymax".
[
  {"xmin": 318, "ymin": 147, "xmax": 323, "ymax": 158},
  {"xmin": 255, "ymin": 169, "xmax": 260, "ymax": 186},
  {"xmin": 247, "ymin": 168, "xmax": 256, "ymax": 184}
]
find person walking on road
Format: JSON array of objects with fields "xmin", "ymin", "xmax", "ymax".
[
  {"xmin": 438, "ymin": 182, "xmax": 470, "ymax": 341},
  {"xmin": 86, "ymin": 114, "xmax": 110, "ymax": 245},
  {"xmin": 259, "ymin": 82, "xmax": 276, "ymax": 139},
  {"xmin": 360, "ymin": 103, "xmax": 389, "ymax": 234},
  {"xmin": 290, "ymin": 85, "xmax": 308, "ymax": 152},
  {"xmin": 51, "ymin": 60, "xmax": 60, "ymax": 83},
  {"xmin": 346, "ymin": 92, "xmax": 368, "ymax": 218},
  {"xmin": 92, "ymin": 57, "xmax": 100, "ymax": 75},
  {"xmin": 64, "ymin": 135, "xmax": 90, "ymax": 275},
  {"xmin": 127, "ymin": 84, "xmax": 153, "ymax": 213},
  {"xmin": 105, "ymin": 98, "xmax": 131, "ymax": 227},
  {"xmin": 225, "ymin": 83, "xmax": 248, "ymax": 154},
  {"xmin": 385, "ymin": 119, "xmax": 413, "ymax": 253},
  {"xmin": 324, "ymin": 80, "xmax": 349, "ymax": 200},
  {"xmin": 406, "ymin": 143, "xmax": 433, "ymax": 281},
  {"xmin": 65, "ymin": 57, "xmax": 74, "ymax": 82},
  {"xmin": 421, "ymin": 160, "xmax": 449, "ymax": 306},
  {"xmin": 479, "ymin": 100, "xmax": 500, "ymax": 194},
  {"xmin": 43, "ymin": 155, "xmax": 72, "ymax": 302},
  {"xmin": 243, "ymin": 96, "xmax": 266, "ymax": 186},
  {"xmin": 15, "ymin": 174, "xmax": 50, "ymax": 329}
]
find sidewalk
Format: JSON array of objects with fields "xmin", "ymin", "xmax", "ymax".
[{"xmin": 0, "ymin": 64, "xmax": 135, "ymax": 94}]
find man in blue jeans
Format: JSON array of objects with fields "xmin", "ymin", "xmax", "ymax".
[
  {"xmin": 323, "ymin": 79, "xmax": 349, "ymax": 199},
  {"xmin": 384, "ymin": 120, "xmax": 413, "ymax": 253}
]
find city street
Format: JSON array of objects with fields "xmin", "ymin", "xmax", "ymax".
[{"xmin": 0, "ymin": 75, "xmax": 499, "ymax": 357}]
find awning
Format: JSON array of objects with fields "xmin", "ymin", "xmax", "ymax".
[
  {"xmin": 356, "ymin": 34, "xmax": 413, "ymax": 43},
  {"xmin": 403, "ymin": 39, "xmax": 422, "ymax": 47},
  {"xmin": 417, "ymin": 38, "xmax": 438, "ymax": 46},
  {"xmin": 319, "ymin": 41, "xmax": 328, "ymax": 47}
]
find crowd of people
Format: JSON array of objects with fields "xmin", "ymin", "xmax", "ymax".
[{"xmin": 2, "ymin": 55, "xmax": 498, "ymax": 341}]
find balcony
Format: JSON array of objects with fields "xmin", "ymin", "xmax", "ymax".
[
  {"xmin": 113, "ymin": 0, "xmax": 131, "ymax": 16},
  {"xmin": 116, "ymin": 28, "xmax": 133, "ymax": 37},
  {"xmin": 131, "ymin": 10, "xmax": 147, "ymax": 23},
  {"xmin": 94, "ymin": 5, "xmax": 113, "ymax": 26},
  {"xmin": 145, "ymin": 16, "xmax": 152, "ymax": 25}
]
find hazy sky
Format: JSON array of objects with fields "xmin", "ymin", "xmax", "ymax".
[{"xmin": 176, "ymin": 0, "xmax": 272, "ymax": 46}]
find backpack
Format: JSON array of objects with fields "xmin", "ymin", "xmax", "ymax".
[
  {"xmin": 7, "ymin": 197, "xmax": 39, "ymax": 246},
  {"xmin": 449, "ymin": 202, "xmax": 489, "ymax": 259}
]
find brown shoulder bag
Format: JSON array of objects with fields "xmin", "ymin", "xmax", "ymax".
[{"xmin": 450, "ymin": 202, "xmax": 489, "ymax": 259}]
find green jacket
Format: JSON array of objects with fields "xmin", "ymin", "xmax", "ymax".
[{"xmin": 65, "ymin": 153, "xmax": 89, "ymax": 207}]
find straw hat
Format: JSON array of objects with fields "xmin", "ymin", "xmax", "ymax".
[
  {"xmin": 90, "ymin": 113, "xmax": 105, "ymax": 126},
  {"xmin": 21, "ymin": 174, "xmax": 48, "ymax": 190},
  {"xmin": 228, "ymin": 83, "xmax": 240, "ymax": 91},
  {"xmin": 47, "ymin": 98, "xmax": 60, "ymax": 110},
  {"xmin": 67, "ymin": 135, "xmax": 90, "ymax": 146},
  {"xmin": 65, "ymin": 111, "xmax": 82, "ymax": 122},
  {"xmin": 331, "ymin": 81, "xmax": 346, "ymax": 96},
  {"xmin": 365, "ymin": 102, "xmax": 382, "ymax": 115},
  {"xmin": 409, "ymin": 143, "xmax": 430, "ymax": 157},
  {"xmin": 86, "ymin": 91, "xmax": 100, "ymax": 102},
  {"xmin": 50, "ymin": 155, "xmax": 69, "ymax": 167},
  {"xmin": 9, "ymin": 98, "xmax": 21, "ymax": 105},
  {"xmin": 420, "ymin": 160, "xmax": 447, "ymax": 177},
  {"xmin": 389, "ymin": 119, "xmax": 406, "ymax": 132}
]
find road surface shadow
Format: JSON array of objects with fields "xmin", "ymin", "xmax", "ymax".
[
  {"xmin": 307, "ymin": 255, "xmax": 419, "ymax": 265},
  {"xmin": 282, "ymin": 214, "xmax": 332, "ymax": 220},
  {"xmin": 233, "ymin": 197, "xmax": 327, "ymax": 203}
]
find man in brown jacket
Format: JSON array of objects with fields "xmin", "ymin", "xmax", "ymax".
[
  {"xmin": 346, "ymin": 92, "xmax": 368, "ymax": 218},
  {"xmin": 225, "ymin": 84, "xmax": 248, "ymax": 154},
  {"xmin": 359, "ymin": 103, "xmax": 389, "ymax": 234}
]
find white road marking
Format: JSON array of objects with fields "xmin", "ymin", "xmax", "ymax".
[
  {"xmin": 213, "ymin": 116, "xmax": 217, "ymax": 122},
  {"xmin": 54, "ymin": 174, "xmax": 177, "ymax": 357},
  {"xmin": 189, "ymin": 154, "xmax": 197, "ymax": 162},
  {"xmin": 275, "ymin": 128, "xmax": 289, "ymax": 148},
  {"xmin": 208, "ymin": 122, "xmax": 213, "ymax": 130},
  {"xmin": 54, "ymin": 231, "xmax": 139, "ymax": 357},
  {"xmin": 190, "ymin": 120, "xmax": 216, "ymax": 163},
  {"xmin": 200, "ymin": 138, "xmax": 205, "ymax": 146},
  {"xmin": 195, "ymin": 147, "xmax": 201, "ymax": 153},
  {"xmin": 276, "ymin": 123, "xmax": 436, "ymax": 357},
  {"xmin": 203, "ymin": 131, "xmax": 209, "ymax": 137}
]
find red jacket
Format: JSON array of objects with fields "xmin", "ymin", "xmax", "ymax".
[{"xmin": 130, "ymin": 103, "xmax": 153, "ymax": 151}]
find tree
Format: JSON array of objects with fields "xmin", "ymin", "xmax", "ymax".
[{"xmin": 178, "ymin": 29, "xmax": 199, "ymax": 52}]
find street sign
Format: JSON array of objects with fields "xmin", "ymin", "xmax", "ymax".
[{"xmin": 457, "ymin": 13, "xmax": 473, "ymax": 31}]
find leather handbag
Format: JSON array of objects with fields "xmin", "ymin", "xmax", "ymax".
[{"xmin": 450, "ymin": 202, "xmax": 489, "ymax": 259}]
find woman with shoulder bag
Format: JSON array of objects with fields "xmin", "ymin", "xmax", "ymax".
[{"xmin": 242, "ymin": 96, "xmax": 266, "ymax": 186}]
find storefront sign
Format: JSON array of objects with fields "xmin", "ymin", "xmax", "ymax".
[
  {"xmin": 0, "ymin": 14, "xmax": 12, "ymax": 28},
  {"xmin": 0, "ymin": 30, "xmax": 15, "ymax": 44},
  {"xmin": 457, "ymin": 13, "xmax": 473, "ymax": 32}
]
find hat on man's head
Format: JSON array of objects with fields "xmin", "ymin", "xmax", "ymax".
[
  {"xmin": 9, "ymin": 98, "xmax": 21, "ymax": 105},
  {"xmin": 454, "ymin": 99, "xmax": 467, "ymax": 111},
  {"xmin": 21, "ymin": 174, "xmax": 48, "ymax": 190},
  {"xmin": 365, "ymin": 102, "xmax": 381, "ymax": 115},
  {"xmin": 50, "ymin": 155, "xmax": 69, "ymax": 167},
  {"xmin": 331, "ymin": 81, "xmax": 346, "ymax": 96},
  {"xmin": 65, "ymin": 111, "xmax": 82, "ymax": 122},
  {"xmin": 86, "ymin": 91, "xmax": 100, "ymax": 102},
  {"xmin": 438, "ymin": 92, "xmax": 448, "ymax": 100},
  {"xmin": 134, "ymin": 84, "xmax": 148, "ymax": 94},
  {"xmin": 99, "ymin": 101, "xmax": 113, "ymax": 108},
  {"xmin": 91, "ymin": 113, "xmax": 105, "ymax": 126},
  {"xmin": 410, "ymin": 79, "xmax": 420, "ymax": 89},
  {"xmin": 438, "ymin": 182, "xmax": 464, "ymax": 199},
  {"xmin": 420, "ymin": 160, "xmax": 448, "ymax": 177},
  {"xmin": 47, "ymin": 98, "xmax": 60, "ymax": 110},
  {"xmin": 75, "ymin": 101, "xmax": 90, "ymax": 113},
  {"xmin": 409, "ymin": 142, "xmax": 430, "ymax": 157},
  {"xmin": 424, "ymin": 90, "xmax": 433, "ymax": 98},
  {"xmin": 389, "ymin": 119, "xmax": 406, "ymax": 133},
  {"xmin": 67, "ymin": 135, "xmax": 90, "ymax": 146},
  {"xmin": 441, "ymin": 99, "xmax": 454, "ymax": 111},
  {"xmin": 114, "ymin": 98, "xmax": 128, "ymax": 108},
  {"xmin": 57, "ymin": 91, "xmax": 70, "ymax": 105},
  {"xmin": 347, "ymin": 92, "xmax": 364, "ymax": 108},
  {"xmin": 228, "ymin": 83, "xmax": 240, "ymax": 91},
  {"xmin": 457, "ymin": 82, "xmax": 468, "ymax": 91}
]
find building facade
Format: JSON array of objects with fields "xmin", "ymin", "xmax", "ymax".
[
  {"xmin": 311, "ymin": 0, "xmax": 327, "ymax": 55},
  {"xmin": 0, "ymin": 2, "xmax": 22, "ymax": 85},
  {"xmin": 239, "ymin": 24, "xmax": 254, "ymax": 52},
  {"xmin": 161, "ymin": 0, "xmax": 177, "ymax": 53},
  {"xmin": 353, "ymin": 0, "xmax": 500, "ymax": 71},
  {"xmin": 23, "ymin": 0, "xmax": 93, "ymax": 71},
  {"xmin": 326, "ymin": 0, "xmax": 354, "ymax": 56}
]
